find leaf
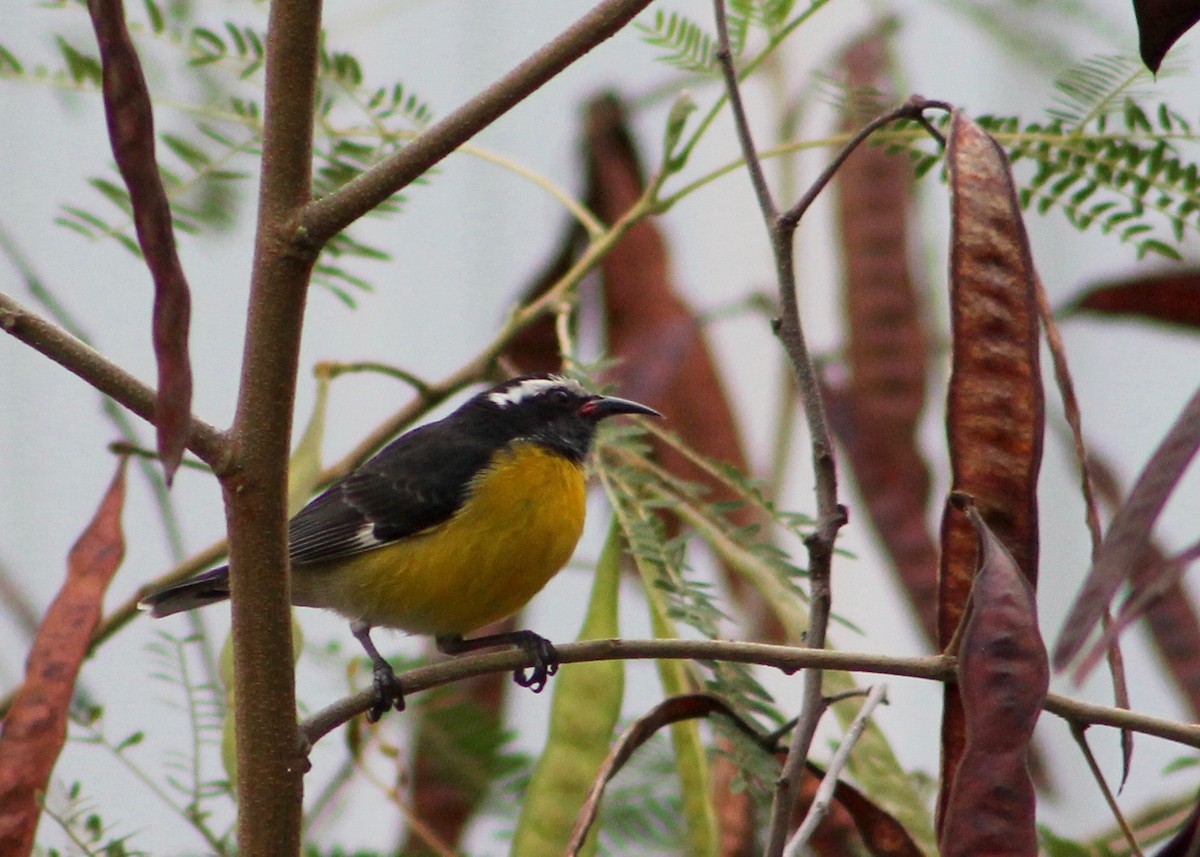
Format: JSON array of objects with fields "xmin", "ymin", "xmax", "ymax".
[
  {"xmin": 0, "ymin": 43, "xmax": 24, "ymax": 75},
  {"xmin": 1085, "ymin": 433, "xmax": 1200, "ymax": 720},
  {"xmin": 510, "ymin": 520, "xmax": 625, "ymax": 857},
  {"xmin": 604, "ymin": 477, "xmax": 721, "ymax": 857},
  {"xmin": 938, "ymin": 495, "xmax": 1048, "ymax": 857},
  {"xmin": 580, "ymin": 96, "xmax": 761, "ymax": 857},
  {"xmin": 635, "ymin": 10, "xmax": 717, "ymax": 72},
  {"xmin": 1066, "ymin": 270, "xmax": 1200, "ymax": 330},
  {"xmin": 56, "ymin": 37, "xmax": 103, "ymax": 86},
  {"xmin": 662, "ymin": 91, "xmax": 698, "ymax": 174},
  {"xmin": 649, "ymin": 600, "xmax": 719, "ymax": 857},
  {"xmin": 87, "ymin": 0, "xmax": 193, "ymax": 482},
  {"xmin": 587, "ymin": 93, "xmax": 786, "ymax": 643},
  {"xmin": 0, "ymin": 459, "xmax": 127, "ymax": 857},
  {"xmin": 937, "ymin": 112, "xmax": 1045, "ymax": 829},
  {"xmin": 1054, "ymin": 385, "xmax": 1200, "ymax": 673},
  {"xmin": 1078, "ymin": 540, "xmax": 1200, "ymax": 694},
  {"xmin": 1133, "ymin": 0, "xmax": 1200, "ymax": 72},
  {"xmin": 1047, "ymin": 55, "xmax": 1153, "ymax": 128}
]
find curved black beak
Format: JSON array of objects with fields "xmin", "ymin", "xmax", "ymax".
[{"xmin": 580, "ymin": 395, "xmax": 661, "ymax": 421}]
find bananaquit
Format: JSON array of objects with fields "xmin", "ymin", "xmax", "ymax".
[{"xmin": 140, "ymin": 374, "xmax": 659, "ymax": 720}]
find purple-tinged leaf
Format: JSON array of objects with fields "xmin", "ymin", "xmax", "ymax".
[{"xmin": 1054, "ymin": 385, "xmax": 1200, "ymax": 673}]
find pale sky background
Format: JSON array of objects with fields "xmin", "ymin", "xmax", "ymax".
[{"xmin": 3, "ymin": 0, "xmax": 1200, "ymax": 854}]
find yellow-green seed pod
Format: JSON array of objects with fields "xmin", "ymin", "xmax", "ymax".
[{"xmin": 510, "ymin": 520, "xmax": 625, "ymax": 857}]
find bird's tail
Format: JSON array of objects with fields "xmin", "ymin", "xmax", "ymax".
[{"xmin": 139, "ymin": 565, "xmax": 231, "ymax": 617}]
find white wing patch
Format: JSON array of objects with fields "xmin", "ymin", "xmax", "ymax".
[
  {"xmin": 488, "ymin": 375, "xmax": 585, "ymax": 408},
  {"xmin": 349, "ymin": 521, "xmax": 386, "ymax": 551}
]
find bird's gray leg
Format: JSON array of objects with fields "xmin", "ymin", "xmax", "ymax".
[
  {"xmin": 351, "ymin": 620, "xmax": 404, "ymax": 721},
  {"xmin": 435, "ymin": 630, "xmax": 559, "ymax": 693}
]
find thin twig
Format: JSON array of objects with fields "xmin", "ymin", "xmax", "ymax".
[
  {"xmin": 0, "ymin": 291, "xmax": 228, "ymax": 470},
  {"xmin": 779, "ymin": 95, "xmax": 952, "ymax": 230},
  {"xmin": 292, "ymin": 637, "xmax": 1200, "ymax": 752},
  {"xmin": 1069, "ymin": 723, "xmax": 1146, "ymax": 857},
  {"xmin": 107, "ymin": 441, "xmax": 211, "ymax": 472},
  {"xmin": 299, "ymin": 640, "xmax": 948, "ymax": 745},
  {"xmin": 301, "ymin": 0, "xmax": 658, "ymax": 244},
  {"xmin": 313, "ymin": 360, "xmax": 432, "ymax": 396},
  {"xmin": 783, "ymin": 683, "xmax": 889, "ymax": 855}
]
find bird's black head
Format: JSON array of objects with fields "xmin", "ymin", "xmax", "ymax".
[{"xmin": 466, "ymin": 374, "xmax": 659, "ymax": 463}]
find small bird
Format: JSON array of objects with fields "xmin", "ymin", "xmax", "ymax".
[{"xmin": 140, "ymin": 374, "xmax": 659, "ymax": 720}]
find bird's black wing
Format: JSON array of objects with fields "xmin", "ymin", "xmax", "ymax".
[{"xmin": 287, "ymin": 421, "xmax": 495, "ymax": 567}]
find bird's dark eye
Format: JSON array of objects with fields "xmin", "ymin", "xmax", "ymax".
[{"xmin": 547, "ymin": 388, "xmax": 571, "ymax": 405}]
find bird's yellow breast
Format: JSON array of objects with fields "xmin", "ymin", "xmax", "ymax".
[{"xmin": 292, "ymin": 442, "xmax": 587, "ymax": 634}]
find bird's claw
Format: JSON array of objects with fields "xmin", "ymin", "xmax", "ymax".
[
  {"xmin": 513, "ymin": 635, "xmax": 559, "ymax": 693},
  {"xmin": 368, "ymin": 660, "xmax": 405, "ymax": 722}
]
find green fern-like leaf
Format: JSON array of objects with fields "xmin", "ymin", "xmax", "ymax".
[
  {"xmin": 725, "ymin": 0, "xmax": 754, "ymax": 56},
  {"xmin": 187, "ymin": 22, "xmax": 266, "ymax": 78},
  {"xmin": 369, "ymin": 82, "xmax": 433, "ymax": 127},
  {"xmin": 596, "ymin": 733, "xmax": 685, "ymax": 855},
  {"xmin": 635, "ymin": 10, "xmax": 718, "ymax": 73},
  {"xmin": 56, "ymin": 36, "xmax": 103, "ymax": 86},
  {"xmin": 814, "ymin": 72, "xmax": 896, "ymax": 130},
  {"xmin": 58, "ymin": 119, "xmax": 256, "ymax": 253},
  {"xmin": 892, "ymin": 90, "xmax": 1199, "ymax": 261},
  {"xmin": 188, "ymin": 27, "xmax": 227, "ymax": 66},
  {"xmin": 0, "ymin": 43, "xmax": 23, "ymax": 75},
  {"xmin": 1047, "ymin": 54, "xmax": 1170, "ymax": 130},
  {"xmin": 597, "ymin": 423, "xmax": 808, "ymax": 723},
  {"xmin": 760, "ymin": 0, "xmax": 798, "ymax": 31},
  {"xmin": 40, "ymin": 781, "xmax": 145, "ymax": 857},
  {"xmin": 999, "ymin": 111, "xmax": 1199, "ymax": 260}
]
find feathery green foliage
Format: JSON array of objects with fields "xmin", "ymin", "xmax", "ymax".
[
  {"xmin": 1046, "ymin": 53, "xmax": 1168, "ymax": 128},
  {"xmin": 39, "ymin": 780, "xmax": 143, "ymax": 857},
  {"xmin": 888, "ymin": 56, "xmax": 1200, "ymax": 261},
  {"xmin": 635, "ymin": 10, "xmax": 719, "ymax": 73},
  {"xmin": 0, "ymin": 2, "xmax": 439, "ymax": 305},
  {"xmin": 595, "ymin": 732, "xmax": 685, "ymax": 856},
  {"xmin": 145, "ymin": 633, "xmax": 232, "ymax": 828}
]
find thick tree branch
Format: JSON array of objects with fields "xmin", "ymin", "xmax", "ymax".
[
  {"xmin": 223, "ymin": 0, "xmax": 323, "ymax": 851},
  {"xmin": 301, "ymin": 0, "xmax": 656, "ymax": 243},
  {"xmin": 0, "ymin": 291, "xmax": 228, "ymax": 469}
]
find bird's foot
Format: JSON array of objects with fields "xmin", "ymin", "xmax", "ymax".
[
  {"xmin": 436, "ymin": 630, "xmax": 560, "ymax": 694},
  {"xmin": 351, "ymin": 620, "xmax": 406, "ymax": 721},
  {"xmin": 368, "ymin": 659, "xmax": 405, "ymax": 722},
  {"xmin": 510, "ymin": 632, "xmax": 559, "ymax": 693}
]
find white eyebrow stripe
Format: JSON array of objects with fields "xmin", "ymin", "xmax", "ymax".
[{"xmin": 487, "ymin": 375, "xmax": 585, "ymax": 407}]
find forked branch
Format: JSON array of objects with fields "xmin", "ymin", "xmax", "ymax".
[{"xmin": 709, "ymin": 1, "xmax": 950, "ymax": 852}]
